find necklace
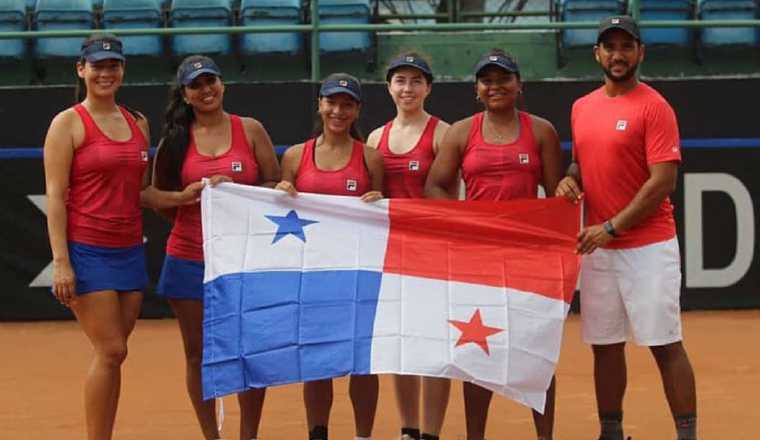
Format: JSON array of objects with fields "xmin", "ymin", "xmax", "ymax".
[{"xmin": 484, "ymin": 111, "xmax": 518, "ymax": 144}]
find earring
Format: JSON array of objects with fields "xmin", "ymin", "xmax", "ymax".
[{"xmin": 475, "ymin": 95, "xmax": 481, "ymax": 102}]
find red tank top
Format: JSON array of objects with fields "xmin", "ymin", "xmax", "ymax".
[
  {"xmin": 294, "ymin": 138, "xmax": 370, "ymax": 196},
  {"xmin": 378, "ymin": 116, "xmax": 438, "ymax": 199},
  {"xmin": 66, "ymin": 104, "xmax": 148, "ymax": 248},
  {"xmin": 462, "ymin": 111, "xmax": 542, "ymax": 201},
  {"xmin": 167, "ymin": 114, "xmax": 259, "ymax": 261}
]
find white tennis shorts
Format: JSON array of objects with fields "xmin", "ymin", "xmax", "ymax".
[{"xmin": 580, "ymin": 237, "xmax": 683, "ymax": 346}]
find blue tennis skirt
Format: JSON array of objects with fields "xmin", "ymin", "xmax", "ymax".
[
  {"xmin": 68, "ymin": 241, "xmax": 148, "ymax": 295},
  {"xmin": 157, "ymin": 255, "xmax": 204, "ymax": 300}
]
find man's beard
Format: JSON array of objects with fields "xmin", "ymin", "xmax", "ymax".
[{"xmin": 603, "ymin": 61, "xmax": 638, "ymax": 82}]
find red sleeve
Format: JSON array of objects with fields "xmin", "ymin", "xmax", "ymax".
[{"xmin": 644, "ymin": 99, "xmax": 681, "ymax": 165}]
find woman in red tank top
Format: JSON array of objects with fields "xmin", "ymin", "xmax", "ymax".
[
  {"xmin": 275, "ymin": 73, "xmax": 383, "ymax": 440},
  {"xmin": 142, "ymin": 55, "xmax": 280, "ymax": 440},
  {"xmin": 43, "ymin": 34, "xmax": 154, "ymax": 440},
  {"xmin": 365, "ymin": 53, "xmax": 451, "ymax": 440},
  {"xmin": 425, "ymin": 50, "xmax": 564, "ymax": 440}
]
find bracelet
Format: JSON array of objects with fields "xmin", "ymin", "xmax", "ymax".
[{"xmin": 603, "ymin": 220, "xmax": 617, "ymax": 237}]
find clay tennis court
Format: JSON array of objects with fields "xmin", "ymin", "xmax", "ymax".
[{"xmin": 2, "ymin": 310, "xmax": 757, "ymax": 439}]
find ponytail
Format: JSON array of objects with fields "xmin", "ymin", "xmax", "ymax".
[
  {"xmin": 155, "ymin": 85, "xmax": 194, "ymax": 191},
  {"xmin": 74, "ymin": 75, "xmax": 86, "ymax": 103}
]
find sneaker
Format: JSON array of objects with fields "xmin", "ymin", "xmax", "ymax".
[{"xmin": 401, "ymin": 428, "xmax": 421, "ymax": 440}]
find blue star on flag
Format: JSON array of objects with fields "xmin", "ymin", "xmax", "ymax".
[{"xmin": 265, "ymin": 210, "xmax": 319, "ymax": 244}]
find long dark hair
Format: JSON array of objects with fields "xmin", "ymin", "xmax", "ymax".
[
  {"xmin": 154, "ymin": 83, "xmax": 195, "ymax": 191},
  {"xmin": 74, "ymin": 33, "xmax": 143, "ymax": 120},
  {"xmin": 156, "ymin": 55, "xmax": 225, "ymax": 190}
]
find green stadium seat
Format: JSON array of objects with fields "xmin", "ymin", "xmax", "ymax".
[
  {"xmin": 317, "ymin": 0, "xmax": 371, "ymax": 53},
  {"xmin": 700, "ymin": 0, "xmax": 759, "ymax": 46},
  {"xmin": 103, "ymin": 0, "xmax": 163, "ymax": 56},
  {"xmin": 639, "ymin": 0, "xmax": 695, "ymax": 46},
  {"xmin": 169, "ymin": 0, "xmax": 233, "ymax": 55},
  {"xmin": 240, "ymin": 0, "xmax": 303, "ymax": 55},
  {"xmin": 0, "ymin": 0, "xmax": 27, "ymax": 59},
  {"xmin": 559, "ymin": 0, "xmax": 625, "ymax": 47},
  {"xmin": 33, "ymin": 0, "xmax": 94, "ymax": 58}
]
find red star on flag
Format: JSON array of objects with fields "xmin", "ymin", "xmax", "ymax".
[{"xmin": 449, "ymin": 309, "xmax": 504, "ymax": 355}]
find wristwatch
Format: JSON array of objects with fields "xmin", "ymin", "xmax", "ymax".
[{"xmin": 603, "ymin": 220, "xmax": 617, "ymax": 237}]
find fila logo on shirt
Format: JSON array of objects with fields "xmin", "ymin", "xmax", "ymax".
[
  {"xmin": 408, "ymin": 160, "xmax": 420, "ymax": 171},
  {"xmin": 346, "ymin": 179, "xmax": 358, "ymax": 192},
  {"xmin": 231, "ymin": 161, "xmax": 243, "ymax": 173},
  {"xmin": 140, "ymin": 151, "xmax": 148, "ymax": 162},
  {"xmin": 616, "ymin": 120, "xmax": 628, "ymax": 131},
  {"xmin": 518, "ymin": 153, "xmax": 530, "ymax": 165}
]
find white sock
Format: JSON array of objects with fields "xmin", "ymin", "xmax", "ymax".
[{"xmin": 355, "ymin": 437, "xmax": 372, "ymax": 440}]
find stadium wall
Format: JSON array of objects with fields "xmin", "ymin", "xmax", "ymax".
[{"xmin": 1, "ymin": 78, "xmax": 758, "ymax": 319}]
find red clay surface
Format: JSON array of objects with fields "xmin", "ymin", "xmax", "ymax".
[{"xmin": 1, "ymin": 311, "xmax": 758, "ymax": 439}]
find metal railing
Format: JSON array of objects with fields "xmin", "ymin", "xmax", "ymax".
[
  {"xmin": 379, "ymin": 10, "xmax": 553, "ymax": 21},
  {"xmin": 0, "ymin": 0, "xmax": 758, "ymax": 80}
]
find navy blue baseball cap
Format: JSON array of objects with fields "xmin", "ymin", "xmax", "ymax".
[
  {"xmin": 80, "ymin": 37, "xmax": 125, "ymax": 63},
  {"xmin": 319, "ymin": 73, "xmax": 362, "ymax": 102},
  {"xmin": 177, "ymin": 56, "xmax": 222, "ymax": 86},
  {"xmin": 597, "ymin": 15, "xmax": 641, "ymax": 43},
  {"xmin": 386, "ymin": 54, "xmax": 433, "ymax": 82},
  {"xmin": 474, "ymin": 52, "xmax": 520, "ymax": 77}
]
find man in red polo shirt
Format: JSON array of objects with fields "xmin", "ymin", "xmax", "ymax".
[{"xmin": 556, "ymin": 15, "xmax": 697, "ymax": 440}]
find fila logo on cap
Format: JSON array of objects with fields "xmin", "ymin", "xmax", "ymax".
[
  {"xmin": 406, "ymin": 56, "xmax": 415, "ymax": 62},
  {"xmin": 616, "ymin": 120, "xmax": 628, "ymax": 131},
  {"xmin": 103, "ymin": 42, "xmax": 111, "ymax": 50},
  {"xmin": 339, "ymin": 80, "xmax": 348, "ymax": 86},
  {"xmin": 611, "ymin": 18, "xmax": 620, "ymax": 24},
  {"xmin": 346, "ymin": 179, "xmax": 358, "ymax": 192},
  {"xmin": 193, "ymin": 62, "xmax": 203, "ymax": 69},
  {"xmin": 519, "ymin": 153, "xmax": 529, "ymax": 164},
  {"xmin": 489, "ymin": 56, "xmax": 498, "ymax": 61},
  {"xmin": 231, "ymin": 161, "xmax": 243, "ymax": 172},
  {"xmin": 408, "ymin": 160, "xmax": 420, "ymax": 171}
]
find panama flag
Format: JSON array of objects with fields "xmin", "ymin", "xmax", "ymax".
[{"xmin": 201, "ymin": 184, "xmax": 580, "ymax": 412}]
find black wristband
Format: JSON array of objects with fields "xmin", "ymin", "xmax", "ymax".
[{"xmin": 603, "ymin": 220, "xmax": 617, "ymax": 237}]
